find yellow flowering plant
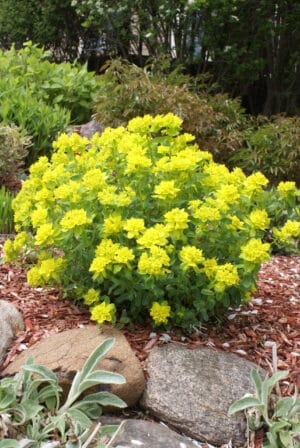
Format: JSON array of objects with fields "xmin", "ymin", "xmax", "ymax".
[{"xmin": 5, "ymin": 114, "xmax": 299, "ymax": 330}]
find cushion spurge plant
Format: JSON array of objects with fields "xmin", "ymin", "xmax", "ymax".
[{"xmin": 4, "ymin": 114, "xmax": 300, "ymax": 330}]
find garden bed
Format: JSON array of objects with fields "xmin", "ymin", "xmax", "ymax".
[{"xmin": 0, "ymin": 236, "xmax": 299, "ymax": 396}]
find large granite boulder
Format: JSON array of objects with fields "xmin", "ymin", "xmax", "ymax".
[
  {"xmin": 108, "ymin": 419, "xmax": 199, "ymax": 448},
  {"xmin": 0, "ymin": 300, "xmax": 24, "ymax": 364},
  {"xmin": 2, "ymin": 325, "xmax": 145, "ymax": 408},
  {"xmin": 141, "ymin": 344, "xmax": 265, "ymax": 447}
]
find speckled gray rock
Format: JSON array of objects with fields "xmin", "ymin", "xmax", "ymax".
[
  {"xmin": 109, "ymin": 419, "xmax": 199, "ymax": 448},
  {"xmin": 2, "ymin": 325, "xmax": 145, "ymax": 407},
  {"xmin": 79, "ymin": 120, "xmax": 104, "ymax": 139},
  {"xmin": 141, "ymin": 344, "xmax": 265, "ymax": 447},
  {"xmin": 0, "ymin": 300, "xmax": 24, "ymax": 363}
]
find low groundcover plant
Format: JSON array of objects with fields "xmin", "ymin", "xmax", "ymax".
[
  {"xmin": 4, "ymin": 114, "xmax": 300, "ymax": 330},
  {"xmin": 0, "ymin": 338, "xmax": 126, "ymax": 447},
  {"xmin": 229, "ymin": 368, "xmax": 300, "ymax": 448}
]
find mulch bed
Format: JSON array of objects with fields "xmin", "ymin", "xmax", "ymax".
[{"xmin": 0, "ymin": 236, "xmax": 299, "ymax": 397}]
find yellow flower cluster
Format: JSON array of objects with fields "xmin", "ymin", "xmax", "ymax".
[
  {"xmin": 60, "ymin": 209, "xmax": 92, "ymax": 230},
  {"xmin": 249, "ymin": 209, "xmax": 270, "ymax": 230},
  {"xmin": 35, "ymin": 223, "xmax": 55, "ymax": 246},
  {"xmin": 123, "ymin": 218, "xmax": 145, "ymax": 239},
  {"xmin": 90, "ymin": 238, "xmax": 134, "ymax": 278},
  {"xmin": 137, "ymin": 224, "xmax": 169, "ymax": 248},
  {"xmin": 215, "ymin": 184, "xmax": 240, "ymax": 210},
  {"xmin": 150, "ymin": 301, "xmax": 171, "ymax": 325},
  {"xmin": 240, "ymin": 239, "xmax": 270, "ymax": 264},
  {"xmin": 194, "ymin": 205, "xmax": 220, "ymax": 222},
  {"xmin": 179, "ymin": 246, "xmax": 204, "ymax": 271},
  {"xmin": 27, "ymin": 257, "xmax": 64, "ymax": 286},
  {"xmin": 90, "ymin": 301, "xmax": 115, "ymax": 325},
  {"xmin": 164, "ymin": 208, "xmax": 188, "ymax": 233},
  {"xmin": 243, "ymin": 172, "xmax": 269, "ymax": 196},
  {"xmin": 273, "ymin": 220, "xmax": 300, "ymax": 242},
  {"xmin": 277, "ymin": 181, "xmax": 297, "ymax": 196},
  {"xmin": 138, "ymin": 246, "xmax": 170, "ymax": 276},
  {"xmin": 214, "ymin": 263, "xmax": 239, "ymax": 292},
  {"xmin": 103, "ymin": 214, "xmax": 123, "ymax": 235},
  {"xmin": 203, "ymin": 258, "xmax": 218, "ymax": 280},
  {"xmin": 154, "ymin": 180, "xmax": 180, "ymax": 199},
  {"xmin": 31, "ymin": 208, "xmax": 48, "ymax": 228},
  {"xmin": 83, "ymin": 288, "xmax": 100, "ymax": 305}
]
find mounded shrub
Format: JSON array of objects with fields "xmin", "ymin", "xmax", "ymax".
[
  {"xmin": 0, "ymin": 123, "xmax": 31, "ymax": 190},
  {"xmin": 4, "ymin": 114, "xmax": 300, "ymax": 330},
  {"xmin": 231, "ymin": 115, "xmax": 300, "ymax": 186}
]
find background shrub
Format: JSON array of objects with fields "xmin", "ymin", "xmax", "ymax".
[
  {"xmin": 5, "ymin": 114, "xmax": 299, "ymax": 331},
  {"xmin": 94, "ymin": 60, "xmax": 300, "ymax": 186},
  {"xmin": 231, "ymin": 115, "xmax": 300, "ymax": 186},
  {"xmin": 0, "ymin": 42, "xmax": 98, "ymax": 167},
  {"xmin": 93, "ymin": 59, "xmax": 246, "ymax": 164},
  {"xmin": 0, "ymin": 123, "xmax": 31, "ymax": 189}
]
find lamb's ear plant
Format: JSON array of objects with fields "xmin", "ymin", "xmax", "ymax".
[
  {"xmin": 228, "ymin": 368, "xmax": 300, "ymax": 448},
  {"xmin": 0, "ymin": 338, "xmax": 126, "ymax": 447}
]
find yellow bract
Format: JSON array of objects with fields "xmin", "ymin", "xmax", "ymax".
[
  {"xmin": 60, "ymin": 209, "xmax": 92, "ymax": 230},
  {"xmin": 150, "ymin": 301, "xmax": 171, "ymax": 325},
  {"xmin": 273, "ymin": 220, "xmax": 300, "ymax": 242},
  {"xmin": 240, "ymin": 239, "xmax": 270, "ymax": 264},
  {"xmin": 214, "ymin": 263, "xmax": 239, "ymax": 292},
  {"xmin": 179, "ymin": 246, "xmax": 204, "ymax": 270},
  {"xmin": 90, "ymin": 302, "xmax": 115, "ymax": 325},
  {"xmin": 249, "ymin": 209, "xmax": 270, "ymax": 230}
]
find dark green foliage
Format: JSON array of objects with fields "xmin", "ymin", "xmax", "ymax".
[
  {"xmin": 0, "ymin": 187, "xmax": 14, "ymax": 234},
  {"xmin": 72, "ymin": 0, "xmax": 300, "ymax": 116},
  {"xmin": 231, "ymin": 116, "xmax": 300, "ymax": 185},
  {"xmin": 0, "ymin": 0, "xmax": 83, "ymax": 61}
]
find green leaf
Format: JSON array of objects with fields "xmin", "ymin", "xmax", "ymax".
[
  {"xmin": 269, "ymin": 421, "xmax": 290, "ymax": 433},
  {"xmin": 265, "ymin": 371, "xmax": 289, "ymax": 391},
  {"xmin": 73, "ymin": 391, "xmax": 126, "ymax": 409},
  {"xmin": 228, "ymin": 396, "xmax": 261, "ymax": 415},
  {"xmin": 279, "ymin": 430, "xmax": 294, "ymax": 447},
  {"xmin": 201, "ymin": 288, "xmax": 214, "ymax": 296},
  {"xmin": 18, "ymin": 400, "xmax": 43, "ymax": 420},
  {"xmin": 61, "ymin": 371, "xmax": 82, "ymax": 410},
  {"xmin": 36, "ymin": 384, "xmax": 61, "ymax": 407},
  {"xmin": 0, "ymin": 440, "xmax": 20, "ymax": 448},
  {"xmin": 23, "ymin": 364, "xmax": 58, "ymax": 383},
  {"xmin": 79, "ymin": 370, "xmax": 125, "ymax": 393},
  {"xmin": 241, "ymin": 274, "xmax": 254, "ymax": 289},
  {"xmin": 65, "ymin": 408, "xmax": 92, "ymax": 429},
  {"xmin": 0, "ymin": 390, "xmax": 15, "ymax": 409},
  {"xmin": 71, "ymin": 402, "xmax": 101, "ymax": 419},
  {"xmin": 81, "ymin": 339, "xmax": 116, "ymax": 379},
  {"xmin": 275, "ymin": 397, "xmax": 295, "ymax": 419},
  {"xmin": 251, "ymin": 368, "xmax": 263, "ymax": 400}
]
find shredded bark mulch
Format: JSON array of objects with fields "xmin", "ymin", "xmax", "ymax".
[{"xmin": 0, "ymin": 236, "xmax": 299, "ymax": 398}]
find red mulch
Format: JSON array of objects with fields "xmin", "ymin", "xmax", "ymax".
[{"xmin": 0, "ymin": 237, "xmax": 299, "ymax": 397}]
